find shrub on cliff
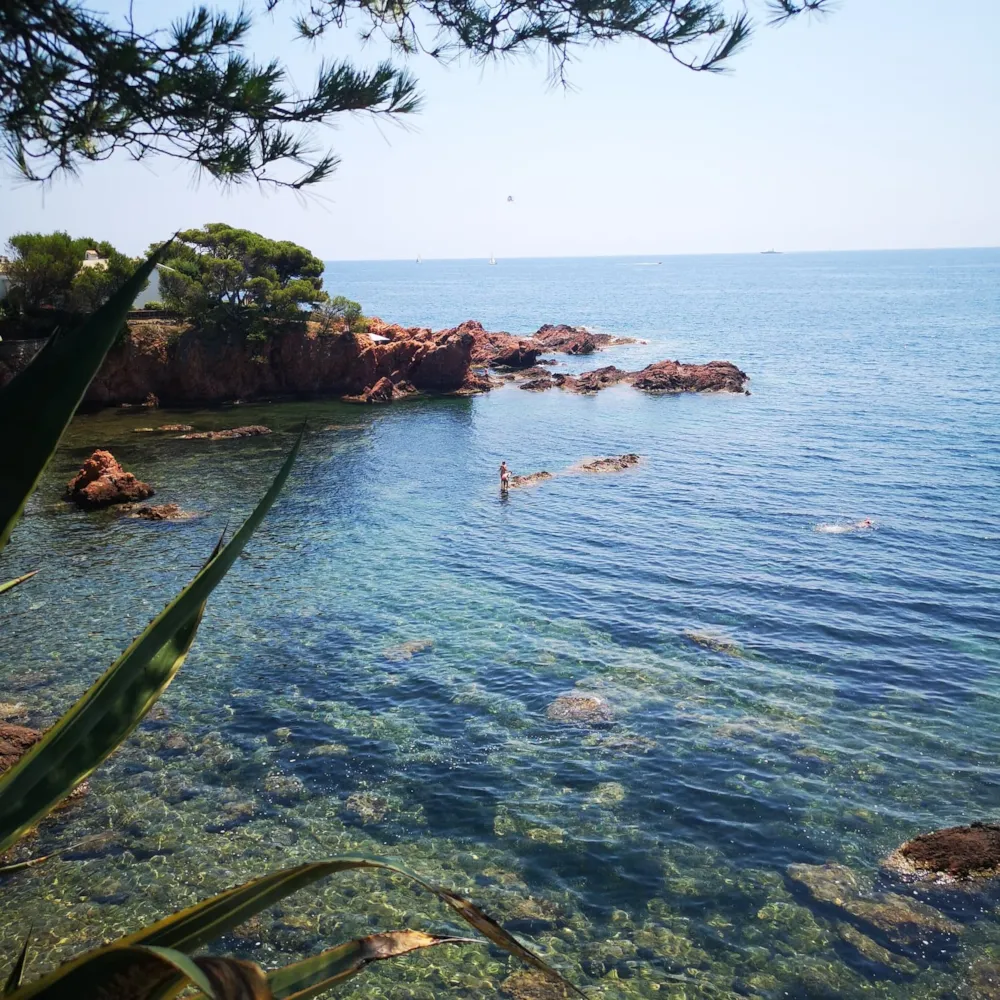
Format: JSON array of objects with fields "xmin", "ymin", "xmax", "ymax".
[
  {"xmin": 158, "ymin": 224, "xmax": 329, "ymax": 328},
  {"xmin": 316, "ymin": 295, "xmax": 368, "ymax": 336}
]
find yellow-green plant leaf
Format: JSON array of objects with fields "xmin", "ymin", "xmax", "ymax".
[
  {"xmin": 268, "ymin": 930, "xmax": 474, "ymax": 1000},
  {"xmin": 6, "ymin": 944, "xmax": 268, "ymax": 1000},
  {"xmin": 121, "ymin": 855, "xmax": 583, "ymax": 997},
  {"xmin": 0, "ymin": 571, "xmax": 38, "ymax": 596},
  {"xmin": 0, "ymin": 241, "xmax": 171, "ymax": 551},
  {"xmin": 3, "ymin": 929, "xmax": 30, "ymax": 995},
  {"xmin": 0, "ymin": 432, "xmax": 302, "ymax": 852}
]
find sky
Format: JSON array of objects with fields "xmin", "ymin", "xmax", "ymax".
[{"xmin": 2, "ymin": 0, "xmax": 998, "ymax": 259}]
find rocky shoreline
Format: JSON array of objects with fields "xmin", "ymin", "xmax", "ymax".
[{"xmin": 0, "ymin": 316, "xmax": 749, "ymax": 406}]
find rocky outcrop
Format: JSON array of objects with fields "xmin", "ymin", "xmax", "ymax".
[
  {"xmin": 519, "ymin": 378, "xmax": 555, "ymax": 392},
  {"xmin": 177, "ymin": 425, "xmax": 271, "ymax": 440},
  {"xmin": 579, "ymin": 454, "xmax": 640, "ymax": 473},
  {"xmin": 883, "ymin": 823, "xmax": 1000, "ymax": 883},
  {"xmin": 510, "ymin": 471, "xmax": 553, "ymax": 488},
  {"xmin": 533, "ymin": 323, "xmax": 635, "ymax": 352},
  {"xmin": 552, "ymin": 360, "xmax": 748, "ymax": 395},
  {"xmin": 66, "ymin": 450, "xmax": 154, "ymax": 509},
  {"xmin": 134, "ymin": 424, "xmax": 193, "ymax": 433}
]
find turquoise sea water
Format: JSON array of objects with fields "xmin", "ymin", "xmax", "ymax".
[{"xmin": 2, "ymin": 249, "xmax": 999, "ymax": 998}]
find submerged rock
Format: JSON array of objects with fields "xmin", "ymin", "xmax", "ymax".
[
  {"xmin": 685, "ymin": 630, "xmax": 746, "ymax": 657},
  {"xmin": 579, "ymin": 454, "xmax": 640, "ymax": 474},
  {"xmin": 546, "ymin": 693, "xmax": 614, "ymax": 725},
  {"xmin": 837, "ymin": 923, "xmax": 919, "ymax": 974},
  {"xmin": 500, "ymin": 970, "xmax": 571, "ymax": 1000},
  {"xmin": 788, "ymin": 861, "xmax": 961, "ymax": 944},
  {"xmin": 177, "ymin": 425, "xmax": 271, "ymax": 440},
  {"xmin": 125, "ymin": 503, "xmax": 197, "ymax": 521},
  {"xmin": 383, "ymin": 638, "xmax": 433, "ymax": 661},
  {"xmin": 344, "ymin": 790, "xmax": 389, "ymax": 824},
  {"xmin": 884, "ymin": 822, "xmax": 1000, "ymax": 883},
  {"xmin": 66, "ymin": 450, "xmax": 154, "ymax": 509},
  {"xmin": 133, "ymin": 424, "xmax": 193, "ymax": 433},
  {"xmin": 509, "ymin": 471, "xmax": 553, "ymax": 488}
]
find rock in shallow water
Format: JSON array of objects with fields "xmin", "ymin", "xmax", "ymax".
[
  {"xmin": 177, "ymin": 425, "xmax": 271, "ymax": 440},
  {"xmin": 579, "ymin": 454, "xmax": 640, "ymax": 473},
  {"xmin": 546, "ymin": 693, "xmax": 614, "ymax": 725},
  {"xmin": 66, "ymin": 450, "xmax": 154, "ymax": 509},
  {"xmin": 509, "ymin": 471, "xmax": 553, "ymax": 488},
  {"xmin": 883, "ymin": 822, "xmax": 1000, "ymax": 883}
]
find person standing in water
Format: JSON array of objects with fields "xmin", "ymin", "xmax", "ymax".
[{"xmin": 499, "ymin": 461, "xmax": 511, "ymax": 491}]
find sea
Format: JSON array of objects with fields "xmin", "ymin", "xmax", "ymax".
[{"xmin": 1, "ymin": 249, "xmax": 999, "ymax": 999}]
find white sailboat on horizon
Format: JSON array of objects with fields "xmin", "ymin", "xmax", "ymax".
[{"xmin": 489, "ymin": 253, "xmax": 497, "ymax": 265}]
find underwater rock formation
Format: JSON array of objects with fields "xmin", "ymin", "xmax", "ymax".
[
  {"xmin": 125, "ymin": 503, "xmax": 197, "ymax": 521},
  {"xmin": 579, "ymin": 454, "xmax": 640, "ymax": 473},
  {"xmin": 685, "ymin": 631, "xmax": 746, "ymax": 657},
  {"xmin": 133, "ymin": 424, "xmax": 193, "ymax": 433},
  {"xmin": 383, "ymin": 639, "xmax": 433, "ymax": 661},
  {"xmin": 66, "ymin": 450, "xmax": 154, "ymax": 509},
  {"xmin": 500, "ymin": 970, "xmax": 571, "ymax": 1000},
  {"xmin": 177, "ymin": 425, "xmax": 271, "ymax": 440},
  {"xmin": 883, "ymin": 822, "xmax": 1000, "ymax": 883},
  {"xmin": 787, "ymin": 862, "xmax": 961, "ymax": 946},
  {"xmin": 546, "ymin": 693, "xmax": 614, "ymax": 725}
]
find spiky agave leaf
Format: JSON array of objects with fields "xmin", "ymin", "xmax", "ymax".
[
  {"xmin": 0, "ymin": 571, "xmax": 38, "ymax": 596},
  {"xmin": 5, "ymin": 944, "xmax": 268, "ymax": 1000},
  {"xmin": 3, "ymin": 930, "xmax": 30, "ymax": 995},
  {"xmin": 0, "ymin": 241, "xmax": 171, "ymax": 551},
  {"xmin": 0, "ymin": 432, "xmax": 302, "ymax": 852},
  {"xmin": 267, "ymin": 930, "xmax": 474, "ymax": 1000},
  {"xmin": 120, "ymin": 855, "xmax": 584, "ymax": 997}
]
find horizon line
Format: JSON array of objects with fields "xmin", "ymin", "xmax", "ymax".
[{"xmin": 320, "ymin": 244, "xmax": 1000, "ymax": 264}]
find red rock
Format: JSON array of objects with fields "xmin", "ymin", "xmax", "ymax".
[
  {"xmin": 509, "ymin": 471, "xmax": 553, "ymax": 487},
  {"xmin": 66, "ymin": 450, "xmax": 154, "ymax": 509},
  {"xmin": 628, "ymin": 359, "xmax": 748, "ymax": 394},
  {"xmin": 177, "ymin": 425, "xmax": 271, "ymax": 440},
  {"xmin": 884, "ymin": 823, "xmax": 1000, "ymax": 882},
  {"xmin": 126, "ymin": 503, "xmax": 197, "ymax": 521},
  {"xmin": 519, "ymin": 378, "xmax": 554, "ymax": 392},
  {"xmin": 579, "ymin": 454, "xmax": 640, "ymax": 473},
  {"xmin": 533, "ymin": 324, "xmax": 635, "ymax": 350}
]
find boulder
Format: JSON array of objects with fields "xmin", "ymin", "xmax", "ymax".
[
  {"xmin": 883, "ymin": 823, "xmax": 1000, "ymax": 883},
  {"xmin": 177, "ymin": 425, "xmax": 271, "ymax": 440},
  {"xmin": 66, "ymin": 450, "xmax": 154, "ymax": 509},
  {"xmin": 363, "ymin": 376, "xmax": 395, "ymax": 403},
  {"xmin": 519, "ymin": 378, "xmax": 555, "ymax": 392}
]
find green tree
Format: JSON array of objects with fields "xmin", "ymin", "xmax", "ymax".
[
  {"xmin": 158, "ymin": 224, "xmax": 329, "ymax": 321},
  {"xmin": 68, "ymin": 241, "xmax": 144, "ymax": 313},
  {"xmin": 318, "ymin": 295, "xmax": 368, "ymax": 335},
  {"xmin": 0, "ymin": 1, "xmax": 827, "ymax": 188},
  {"xmin": 4, "ymin": 231, "xmax": 92, "ymax": 311}
]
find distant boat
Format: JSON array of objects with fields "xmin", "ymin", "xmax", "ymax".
[
  {"xmin": 489, "ymin": 254, "xmax": 497, "ymax": 265},
  {"xmin": 416, "ymin": 254, "xmax": 422, "ymax": 264},
  {"xmin": 761, "ymin": 249, "xmax": 782, "ymax": 255}
]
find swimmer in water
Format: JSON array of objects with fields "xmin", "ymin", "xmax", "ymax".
[
  {"xmin": 858, "ymin": 518, "xmax": 874, "ymax": 529},
  {"xmin": 499, "ymin": 461, "xmax": 511, "ymax": 491}
]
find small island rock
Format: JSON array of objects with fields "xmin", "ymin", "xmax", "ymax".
[
  {"xmin": 66, "ymin": 450, "xmax": 154, "ymax": 509},
  {"xmin": 579, "ymin": 454, "xmax": 640, "ymax": 473},
  {"xmin": 178, "ymin": 425, "xmax": 271, "ymax": 440}
]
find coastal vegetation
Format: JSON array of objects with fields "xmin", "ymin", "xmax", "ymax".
[{"xmin": 1, "ymin": 232, "xmax": 141, "ymax": 316}]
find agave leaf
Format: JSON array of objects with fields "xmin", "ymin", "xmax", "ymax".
[
  {"xmin": 3, "ymin": 929, "xmax": 30, "ymax": 995},
  {"xmin": 5, "ymin": 943, "xmax": 267, "ymax": 1000},
  {"xmin": 0, "ymin": 433, "xmax": 302, "ymax": 853},
  {"xmin": 122, "ymin": 855, "xmax": 583, "ymax": 997},
  {"xmin": 0, "ymin": 241, "xmax": 171, "ymax": 551},
  {"xmin": 268, "ymin": 930, "xmax": 474, "ymax": 1000},
  {"xmin": 0, "ymin": 571, "xmax": 38, "ymax": 596},
  {"xmin": 0, "ymin": 833, "xmax": 116, "ymax": 875}
]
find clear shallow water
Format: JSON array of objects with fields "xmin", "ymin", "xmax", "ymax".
[{"xmin": 1, "ymin": 249, "xmax": 999, "ymax": 998}]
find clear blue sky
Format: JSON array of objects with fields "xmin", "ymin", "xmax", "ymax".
[{"xmin": 2, "ymin": 1, "xmax": 998, "ymax": 259}]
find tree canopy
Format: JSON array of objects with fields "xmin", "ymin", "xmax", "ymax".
[
  {"xmin": 157, "ymin": 224, "xmax": 329, "ymax": 321},
  {"xmin": 3, "ymin": 232, "xmax": 140, "ymax": 313},
  {"xmin": 0, "ymin": 1, "xmax": 827, "ymax": 188}
]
